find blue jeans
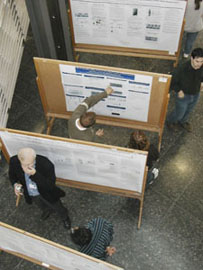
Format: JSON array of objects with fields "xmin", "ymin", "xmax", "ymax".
[
  {"xmin": 167, "ymin": 93, "xmax": 200, "ymax": 124},
  {"xmin": 184, "ymin": 32, "xmax": 199, "ymax": 54}
]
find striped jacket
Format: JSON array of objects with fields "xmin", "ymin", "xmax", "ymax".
[{"xmin": 80, "ymin": 217, "xmax": 114, "ymax": 260}]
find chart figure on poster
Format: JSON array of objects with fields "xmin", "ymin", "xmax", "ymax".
[{"xmin": 60, "ymin": 64, "xmax": 152, "ymax": 122}]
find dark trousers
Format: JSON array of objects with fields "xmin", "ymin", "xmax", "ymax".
[
  {"xmin": 32, "ymin": 195, "xmax": 68, "ymax": 221},
  {"xmin": 167, "ymin": 93, "xmax": 200, "ymax": 124}
]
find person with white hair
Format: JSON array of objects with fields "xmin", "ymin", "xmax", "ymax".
[{"xmin": 9, "ymin": 148, "xmax": 71, "ymax": 229}]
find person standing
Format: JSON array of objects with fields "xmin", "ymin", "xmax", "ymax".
[
  {"xmin": 167, "ymin": 48, "xmax": 203, "ymax": 132},
  {"xmin": 9, "ymin": 148, "xmax": 71, "ymax": 229},
  {"xmin": 68, "ymin": 86, "xmax": 114, "ymax": 141},
  {"xmin": 183, "ymin": 0, "xmax": 203, "ymax": 58}
]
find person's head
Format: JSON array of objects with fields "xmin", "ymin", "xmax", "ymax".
[
  {"xmin": 17, "ymin": 148, "xmax": 36, "ymax": 172},
  {"xmin": 80, "ymin": 112, "xmax": 96, "ymax": 128},
  {"xmin": 128, "ymin": 130, "xmax": 150, "ymax": 151},
  {"xmin": 191, "ymin": 48, "xmax": 203, "ymax": 70},
  {"xmin": 70, "ymin": 226, "xmax": 92, "ymax": 246}
]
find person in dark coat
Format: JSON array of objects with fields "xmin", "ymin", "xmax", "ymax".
[{"xmin": 9, "ymin": 148, "xmax": 71, "ymax": 229}]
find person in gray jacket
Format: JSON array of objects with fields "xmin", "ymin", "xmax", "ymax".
[{"xmin": 68, "ymin": 86, "xmax": 114, "ymax": 141}]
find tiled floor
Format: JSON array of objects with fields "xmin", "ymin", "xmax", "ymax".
[{"xmin": 0, "ymin": 29, "xmax": 203, "ymax": 270}]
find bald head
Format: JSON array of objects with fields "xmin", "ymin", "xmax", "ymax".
[{"xmin": 18, "ymin": 148, "xmax": 36, "ymax": 162}]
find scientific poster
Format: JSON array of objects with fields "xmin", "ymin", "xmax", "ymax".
[
  {"xmin": 0, "ymin": 224, "xmax": 123, "ymax": 270},
  {"xmin": 70, "ymin": 0, "xmax": 186, "ymax": 53},
  {"xmin": 60, "ymin": 64, "xmax": 152, "ymax": 122},
  {"xmin": 0, "ymin": 131, "xmax": 147, "ymax": 193}
]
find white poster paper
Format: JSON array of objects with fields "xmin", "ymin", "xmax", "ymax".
[
  {"xmin": 60, "ymin": 64, "xmax": 152, "ymax": 122},
  {"xmin": 70, "ymin": 0, "xmax": 186, "ymax": 53},
  {"xmin": 0, "ymin": 224, "xmax": 123, "ymax": 270},
  {"xmin": 0, "ymin": 131, "xmax": 147, "ymax": 193}
]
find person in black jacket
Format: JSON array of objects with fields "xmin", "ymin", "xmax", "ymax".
[
  {"xmin": 128, "ymin": 130, "xmax": 159, "ymax": 187},
  {"xmin": 167, "ymin": 48, "xmax": 203, "ymax": 132},
  {"xmin": 9, "ymin": 148, "xmax": 71, "ymax": 229}
]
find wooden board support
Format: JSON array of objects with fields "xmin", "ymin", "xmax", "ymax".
[
  {"xmin": 34, "ymin": 58, "xmax": 171, "ymax": 151},
  {"xmin": 0, "ymin": 128, "xmax": 148, "ymax": 229},
  {"xmin": 68, "ymin": 0, "xmax": 186, "ymax": 66},
  {"xmin": 0, "ymin": 222, "xmax": 124, "ymax": 269}
]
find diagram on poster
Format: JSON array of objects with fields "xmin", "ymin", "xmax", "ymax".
[
  {"xmin": 70, "ymin": 0, "xmax": 186, "ymax": 53},
  {"xmin": 60, "ymin": 64, "xmax": 152, "ymax": 122},
  {"xmin": 0, "ymin": 131, "xmax": 147, "ymax": 193}
]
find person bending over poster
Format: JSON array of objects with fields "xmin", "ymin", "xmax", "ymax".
[
  {"xmin": 128, "ymin": 130, "xmax": 159, "ymax": 187},
  {"xmin": 9, "ymin": 148, "xmax": 71, "ymax": 229},
  {"xmin": 68, "ymin": 86, "xmax": 114, "ymax": 141},
  {"xmin": 70, "ymin": 217, "xmax": 116, "ymax": 260}
]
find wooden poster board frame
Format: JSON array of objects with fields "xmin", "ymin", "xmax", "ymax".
[
  {"xmin": 0, "ymin": 222, "xmax": 123, "ymax": 270},
  {"xmin": 34, "ymin": 57, "xmax": 171, "ymax": 151},
  {"xmin": 0, "ymin": 128, "xmax": 148, "ymax": 229},
  {"xmin": 67, "ymin": 0, "xmax": 185, "ymax": 66}
]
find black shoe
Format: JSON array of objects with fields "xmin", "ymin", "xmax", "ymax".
[
  {"xmin": 63, "ymin": 217, "xmax": 71, "ymax": 230},
  {"xmin": 180, "ymin": 122, "xmax": 192, "ymax": 132},
  {"xmin": 166, "ymin": 121, "xmax": 179, "ymax": 131},
  {"xmin": 41, "ymin": 210, "xmax": 51, "ymax": 220}
]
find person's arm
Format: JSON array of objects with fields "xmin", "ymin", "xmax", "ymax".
[
  {"xmin": 201, "ymin": 82, "xmax": 203, "ymax": 91},
  {"xmin": 170, "ymin": 66, "xmax": 183, "ymax": 93},
  {"xmin": 71, "ymin": 86, "xmax": 113, "ymax": 120},
  {"xmin": 8, "ymin": 157, "xmax": 18, "ymax": 186},
  {"xmin": 9, "ymin": 157, "xmax": 23, "ymax": 196},
  {"xmin": 83, "ymin": 86, "xmax": 113, "ymax": 109}
]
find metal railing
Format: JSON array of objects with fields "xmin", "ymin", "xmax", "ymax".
[{"xmin": 0, "ymin": 0, "xmax": 29, "ymax": 127}]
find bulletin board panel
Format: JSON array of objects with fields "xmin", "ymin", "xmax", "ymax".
[
  {"xmin": 0, "ymin": 128, "xmax": 148, "ymax": 229},
  {"xmin": 0, "ymin": 222, "xmax": 124, "ymax": 270},
  {"xmin": 68, "ymin": 0, "xmax": 186, "ymax": 66},
  {"xmin": 34, "ymin": 57, "xmax": 171, "ymax": 151}
]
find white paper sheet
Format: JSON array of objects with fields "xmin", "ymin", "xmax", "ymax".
[
  {"xmin": 0, "ymin": 225, "xmax": 123, "ymax": 270},
  {"xmin": 0, "ymin": 131, "xmax": 147, "ymax": 193},
  {"xmin": 70, "ymin": 0, "xmax": 186, "ymax": 53},
  {"xmin": 60, "ymin": 64, "xmax": 152, "ymax": 122}
]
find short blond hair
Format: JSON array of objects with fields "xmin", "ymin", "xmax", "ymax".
[{"xmin": 17, "ymin": 148, "xmax": 36, "ymax": 163}]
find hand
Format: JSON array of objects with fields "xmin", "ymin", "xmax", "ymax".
[
  {"xmin": 106, "ymin": 246, "xmax": 116, "ymax": 256},
  {"xmin": 96, "ymin": 129, "xmax": 104, "ymax": 137},
  {"xmin": 14, "ymin": 183, "xmax": 23, "ymax": 196},
  {"xmin": 105, "ymin": 86, "xmax": 114, "ymax": 95},
  {"xmin": 24, "ymin": 166, "xmax": 36, "ymax": 176},
  {"xmin": 200, "ymin": 82, "xmax": 203, "ymax": 92},
  {"xmin": 178, "ymin": 90, "xmax": 184, "ymax": 98}
]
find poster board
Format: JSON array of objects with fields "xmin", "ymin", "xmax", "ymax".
[
  {"xmin": 0, "ymin": 222, "xmax": 124, "ymax": 270},
  {"xmin": 0, "ymin": 128, "xmax": 148, "ymax": 228},
  {"xmin": 68, "ymin": 0, "xmax": 186, "ymax": 64},
  {"xmin": 34, "ymin": 57, "xmax": 171, "ymax": 150}
]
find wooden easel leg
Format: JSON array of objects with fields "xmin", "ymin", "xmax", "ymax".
[
  {"xmin": 73, "ymin": 49, "xmax": 80, "ymax": 62},
  {"xmin": 75, "ymin": 53, "xmax": 80, "ymax": 62},
  {"xmin": 173, "ymin": 59, "xmax": 178, "ymax": 67},
  {"xmin": 46, "ymin": 117, "xmax": 55, "ymax": 135},
  {"xmin": 138, "ymin": 198, "xmax": 144, "ymax": 229},
  {"xmin": 16, "ymin": 194, "xmax": 21, "ymax": 207},
  {"xmin": 158, "ymin": 130, "xmax": 163, "ymax": 152}
]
